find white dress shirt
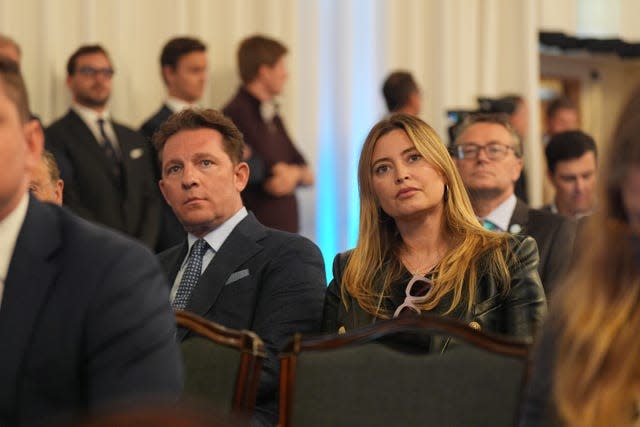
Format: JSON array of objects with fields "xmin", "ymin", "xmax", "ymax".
[
  {"xmin": 71, "ymin": 103, "xmax": 120, "ymax": 155},
  {"xmin": 481, "ymin": 194, "xmax": 517, "ymax": 232},
  {"xmin": 170, "ymin": 207, "xmax": 248, "ymax": 301},
  {"xmin": 0, "ymin": 194, "xmax": 29, "ymax": 307}
]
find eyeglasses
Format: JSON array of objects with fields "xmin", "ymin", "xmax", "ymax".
[
  {"xmin": 76, "ymin": 66, "xmax": 115, "ymax": 78},
  {"xmin": 393, "ymin": 275, "xmax": 433, "ymax": 318},
  {"xmin": 453, "ymin": 143, "xmax": 519, "ymax": 160}
]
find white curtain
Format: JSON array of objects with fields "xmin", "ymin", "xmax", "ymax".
[{"xmin": 1, "ymin": 0, "xmax": 542, "ymax": 270}]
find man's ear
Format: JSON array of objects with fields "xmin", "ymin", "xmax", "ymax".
[
  {"xmin": 161, "ymin": 65, "xmax": 174, "ymax": 86},
  {"xmin": 24, "ymin": 119, "xmax": 44, "ymax": 171},
  {"xmin": 235, "ymin": 162, "xmax": 250, "ymax": 192}
]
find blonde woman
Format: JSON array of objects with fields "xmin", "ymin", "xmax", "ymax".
[
  {"xmin": 521, "ymin": 88, "xmax": 640, "ymax": 427},
  {"xmin": 322, "ymin": 114, "xmax": 546, "ymax": 341}
]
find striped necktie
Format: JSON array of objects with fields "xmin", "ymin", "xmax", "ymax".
[{"xmin": 97, "ymin": 118, "xmax": 121, "ymax": 181}]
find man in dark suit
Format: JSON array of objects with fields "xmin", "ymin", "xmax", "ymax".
[
  {"xmin": 139, "ymin": 37, "xmax": 208, "ymax": 253},
  {"xmin": 46, "ymin": 44, "xmax": 160, "ymax": 248},
  {"xmin": 154, "ymin": 108, "xmax": 326, "ymax": 427},
  {"xmin": 452, "ymin": 113, "xmax": 576, "ymax": 295},
  {"xmin": 0, "ymin": 58, "xmax": 182, "ymax": 427}
]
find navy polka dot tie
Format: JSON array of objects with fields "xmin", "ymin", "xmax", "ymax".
[{"xmin": 172, "ymin": 239, "xmax": 209, "ymax": 310}]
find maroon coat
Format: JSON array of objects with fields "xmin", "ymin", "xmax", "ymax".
[{"xmin": 223, "ymin": 87, "xmax": 307, "ymax": 233}]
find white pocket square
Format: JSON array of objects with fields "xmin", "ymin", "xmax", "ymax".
[
  {"xmin": 129, "ymin": 148, "xmax": 144, "ymax": 159},
  {"xmin": 225, "ymin": 269, "xmax": 249, "ymax": 285}
]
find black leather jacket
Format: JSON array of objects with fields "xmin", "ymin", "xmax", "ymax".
[{"xmin": 322, "ymin": 235, "xmax": 547, "ymax": 347}]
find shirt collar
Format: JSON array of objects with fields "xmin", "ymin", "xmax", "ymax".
[
  {"xmin": 186, "ymin": 207, "xmax": 248, "ymax": 254},
  {"xmin": 482, "ymin": 194, "xmax": 517, "ymax": 232},
  {"xmin": 72, "ymin": 102, "xmax": 110, "ymax": 123},
  {"xmin": 0, "ymin": 193, "xmax": 29, "ymax": 285},
  {"xmin": 165, "ymin": 97, "xmax": 195, "ymax": 113}
]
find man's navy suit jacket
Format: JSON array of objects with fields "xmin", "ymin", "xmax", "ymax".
[
  {"xmin": 0, "ymin": 197, "xmax": 182, "ymax": 426},
  {"xmin": 158, "ymin": 212, "xmax": 326, "ymax": 426},
  {"xmin": 46, "ymin": 109, "xmax": 160, "ymax": 248}
]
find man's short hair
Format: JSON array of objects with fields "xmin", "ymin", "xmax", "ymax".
[
  {"xmin": 66, "ymin": 44, "xmax": 110, "ymax": 76},
  {"xmin": 546, "ymin": 96, "xmax": 577, "ymax": 121},
  {"xmin": 0, "ymin": 58, "xmax": 30, "ymax": 123},
  {"xmin": 545, "ymin": 130, "xmax": 597, "ymax": 174},
  {"xmin": 382, "ymin": 71, "xmax": 418, "ymax": 112},
  {"xmin": 42, "ymin": 149, "xmax": 62, "ymax": 183},
  {"xmin": 237, "ymin": 35, "xmax": 287, "ymax": 85},
  {"xmin": 160, "ymin": 37, "xmax": 207, "ymax": 69},
  {"xmin": 452, "ymin": 112, "xmax": 523, "ymax": 157},
  {"xmin": 153, "ymin": 108, "xmax": 245, "ymax": 167}
]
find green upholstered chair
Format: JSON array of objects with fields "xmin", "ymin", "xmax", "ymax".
[
  {"xmin": 278, "ymin": 315, "xmax": 530, "ymax": 427},
  {"xmin": 176, "ymin": 311, "xmax": 265, "ymax": 417}
]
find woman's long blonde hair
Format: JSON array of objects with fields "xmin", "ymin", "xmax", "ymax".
[
  {"xmin": 341, "ymin": 113, "xmax": 512, "ymax": 317},
  {"xmin": 553, "ymin": 89, "xmax": 640, "ymax": 427}
]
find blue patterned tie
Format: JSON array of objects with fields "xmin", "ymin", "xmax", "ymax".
[
  {"xmin": 97, "ymin": 118, "xmax": 121, "ymax": 181},
  {"xmin": 172, "ymin": 239, "xmax": 209, "ymax": 310}
]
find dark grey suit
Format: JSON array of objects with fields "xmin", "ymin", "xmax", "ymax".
[
  {"xmin": 509, "ymin": 199, "xmax": 576, "ymax": 294},
  {"xmin": 158, "ymin": 212, "xmax": 326, "ymax": 426},
  {"xmin": 45, "ymin": 109, "xmax": 160, "ymax": 248},
  {"xmin": 0, "ymin": 197, "xmax": 182, "ymax": 427}
]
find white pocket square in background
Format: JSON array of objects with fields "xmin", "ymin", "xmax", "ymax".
[
  {"xmin": 225, "ymin": 269, "xmax": 250, "ymax": 285},
  {"xmin": 129, "ymin": 148, "xmax": 144, "ymax": 159}
]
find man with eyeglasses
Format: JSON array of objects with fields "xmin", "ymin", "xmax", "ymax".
[
  {"xmin": 452, "ymin": 113, "xmax": 576, "ymax": 295},
  {"xmin": 46, "ymin": 45, "xmax": 160, "ymax": 249}
]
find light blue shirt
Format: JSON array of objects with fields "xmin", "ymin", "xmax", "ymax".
[
  {"xmin": 170, "ymin": 207, "xmax": 248, "ymax": 301},
  {"xmin": 481, "ymin": 194, "xmax": 517, "ymax": 232}
]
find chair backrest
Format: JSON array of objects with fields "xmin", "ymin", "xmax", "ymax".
[
  {"xmin": 278, "ymin": 315, "xmax": 530, "ymax": 427},
  {"xmin": 176, "ymin": 311, "xmax": 265, "ymax": 416}
]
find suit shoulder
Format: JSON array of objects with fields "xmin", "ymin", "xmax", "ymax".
[
  {"xmin": 59, "ymin": 207, "xmax": 153, "ymax": 259},
  {"xmin": 528, "ymin": 207, "xmax": 575, "ymax": 231}
]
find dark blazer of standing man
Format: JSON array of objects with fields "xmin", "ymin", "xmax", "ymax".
[
  {"xmin": 155, "ymin": 108, "xmax": 326, "ymax": 427},
  {"xmin": 0, "ymin": 59, "xmax": 182, "ymax": 427},
  {"xmin": 46, "ymin": 44, "xmax": 160, "ymax": 248},
  {"xmin": 223, "ymin": 35, "xmax": 313, "ymax": 233}
]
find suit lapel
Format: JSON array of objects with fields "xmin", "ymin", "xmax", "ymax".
[
  {"xmin": 186, "ymin": 214, "xmax": 265, "ymax": 318},
  {"xmin": 509, "ymin": 199, "xmax": 530, "ymax": 234},
  {"xmin": 0, "ymin": 198, "xmax": 61, "ymax": 407}
]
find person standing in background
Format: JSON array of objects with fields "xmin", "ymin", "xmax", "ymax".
[
  {"xmin": 46, "ymin": 45, "xmax": 160, "ymax": 248},
  {"xmin": 223, "ymin": 35, "xmax": 313, "ymax": 233},
  {"xmin": 140, "ymin": 36, "xmax": 208, "ymax": 251}
]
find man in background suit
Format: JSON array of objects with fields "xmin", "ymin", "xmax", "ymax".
[
  {"xmin": 46, "ymin": 45, "xmax": 160, "ymax": 248},
  {"xmin": 140, "ymin": 37, "xmax": 208, "ymax": 252},
  {"xmin": 155, "ymin": 108, "xmax": 326, "ymax": 427},
  {"xmin": 0, "ymin": 58, "xmax": 182, "ymax": 427},
  {"xmin": 452, "ymin": 113, "xmax": 576, "ymax": 295}
]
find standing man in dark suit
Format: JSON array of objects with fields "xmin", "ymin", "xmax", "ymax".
[
  {"xmin": 452, "ymin": 113, "xmax": 576, "ymax": 295},
  {"xmin": 223, "ymin": 35, "xmax": 313, "ymax": 233},
  {"xmin": 0, "ymin": 58, "xmax": 182, "ymax": 427},
  {"xmin": 154, "ymin": 108, "xmax": 326, "ymax": 427},
  {"xmin": 46, "ymin": 45, "xmax": 160, "ymax": 248},
  {"xmin": 140, "ymin": 37, "xmax": 208, "ymax": 252}
]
